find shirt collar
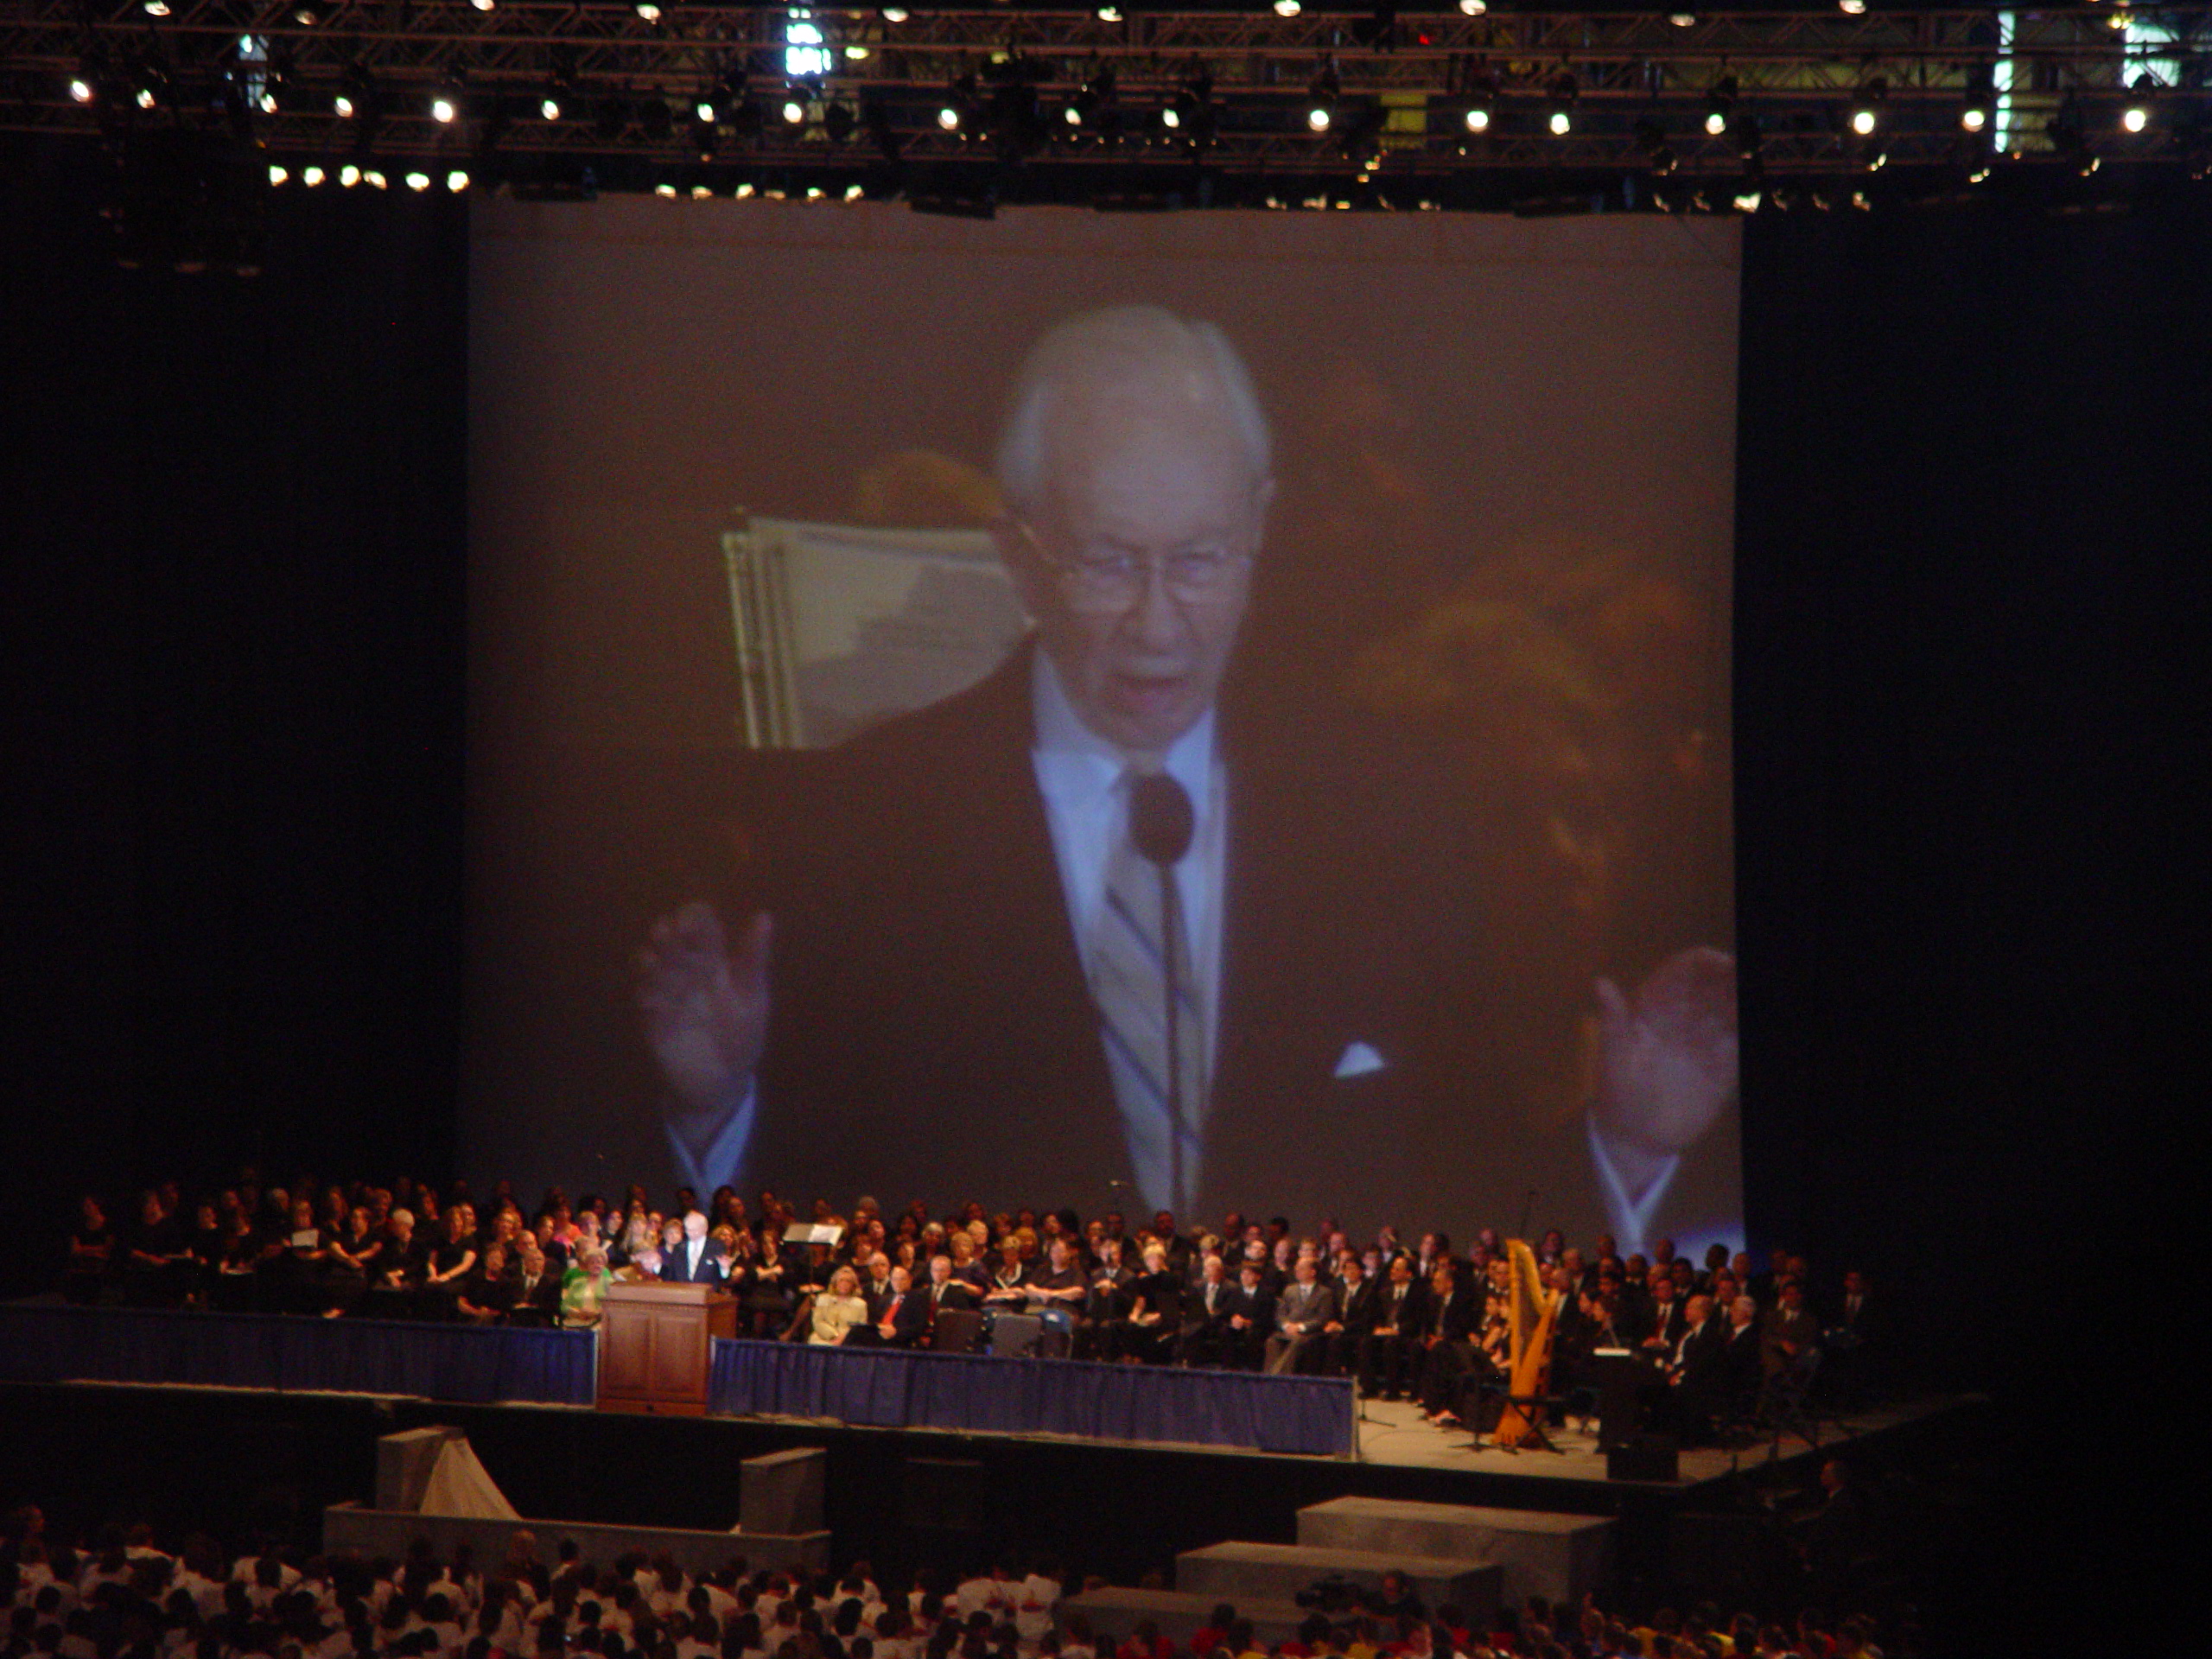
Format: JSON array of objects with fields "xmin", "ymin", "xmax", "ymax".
[{"xmin": 1030, "ymin": 645, "xmax": 1217, "ymax": 816}]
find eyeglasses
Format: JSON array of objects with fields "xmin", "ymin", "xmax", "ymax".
[{"xmin": 1015, "ymin": 524, "xmax": 1251, "ymax": 613}]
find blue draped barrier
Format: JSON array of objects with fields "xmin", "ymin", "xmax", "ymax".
[
  {"xmin": 0, "ymin": 1302, "xmax": 597, "ymax": 1405},
  {"xmin": 709, "ymin": 1338, "xmax": 1354, "ymax": 1457}
]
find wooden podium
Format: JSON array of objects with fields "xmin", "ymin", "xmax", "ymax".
[{"xmin": 598, "ymin": 1281, "xmax": 739, "ymax": 1415}]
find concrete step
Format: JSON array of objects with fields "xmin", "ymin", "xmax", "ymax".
[
  {"xmin": 1174, "ymin": 1541, "xmax": 1501, "ymax": 1624},
  {"xmin": 1058, "ymin": 1587, "xmax": 1312, "ymax": 1648},
  {"xmin": 1294, "ymin": 1497, "xmax": 1615, "ymax": 1611}
]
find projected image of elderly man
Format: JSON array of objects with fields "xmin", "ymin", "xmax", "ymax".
[{"xmin": 634, "ymin": 304, "xmax": 1736, "ymax": 1246}]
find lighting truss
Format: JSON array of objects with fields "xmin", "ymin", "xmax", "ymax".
[{"xmin": 7, "ymin": 4, "xmax": 2209, "ymax": 181}]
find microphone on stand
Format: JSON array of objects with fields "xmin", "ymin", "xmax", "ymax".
[{"xmin": 1128, "ymin": 770, "xmax": 1196, "ymax": 1214}]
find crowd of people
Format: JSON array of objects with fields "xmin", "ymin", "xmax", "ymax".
[
  {"xmin": 55, "ymin": 1175, "xmax": 1891, "ymax": 1445},
  {"xmin": 0, "ymin": 1507, "xmax": 1915, "ymax": 1659}
]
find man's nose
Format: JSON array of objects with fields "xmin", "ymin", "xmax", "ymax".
[{"xmin": 1119, "ymin": 558, "xmax": 1185, "ymax": 647}]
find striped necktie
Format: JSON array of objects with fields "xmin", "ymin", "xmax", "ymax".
[{"xmin": 1090, "ymin": 771, "xmax": 1207, "ymax": 1212}]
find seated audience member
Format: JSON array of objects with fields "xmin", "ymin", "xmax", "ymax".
[
  {"xmin": 982, "ymin": 1240, "xmax": 1033, "ymax": 1312},
  {"xmin": 270, "ymin": 1198, "xmax": 334, "ymax": 1316},
  {"xmin": 1361, "ymin": 1255, "xmax": 1425, "ymax": 1401},
  {"xmin": 744, "ymin": 1231, "xmax": 796, "ymax": 1338},
  {"xmin": 1319, "ymin": 1252, "xmax": 1377, "ymax": 1380},
  {"xmin": 1263, "ymin": 1255, "xmax": 1335, "ymax": 1376},
  {"xmin": 366, "ymin": 1207, "xmax": 431, "ymax": 1317},
  {"xmin": 456, "ymin": 1243, "xmax": 518, "ymax": 1324},
  {"xmin": 510, "ymin": 1238, "xmax": 563, "ymax": 1328},
  {"xmin": 1220, "ymin": 1261, "xmax": 1274, "ymax": 1371},
  {"xmin": 322, "ymin": 1205, "xmax": 384, "ymax": 1316},
  {"xmin": 807, "ymin": 1266, "xmax": 870, "ymax": 1345},
  {"xmin": 851, "ymin": 1265, "xmax": 926, "ymax": 1348},
  {"xmin": 1023, "ymin": 1238, "xmax": 1088, "ymax": 1357},
  {"xmin": 560, "ymin": 1243, "xmax": 614, "ymax": 1328},
  {"xmin": 123, "ymin": 1190, "xmax": 194, "ymax": 1308},
  {"xmin": 1762, "ymin": 1279, "xmax": 1821, "ymax": 1378},
  {"xmin": 920, "ymin": 1254, "xmax": 981, "ymax": 1350},
  {"xmin": 1077, "ymin": 1239, "xmax": 1135, "ymax": 1361},
  {"xmin": 1119, "ymin": 1245, "xmax": 1182, "ymax": 1365},
  {"xmin": 1415, "ymin": 1267, "xmax": 1486, "ymax": 1427}
]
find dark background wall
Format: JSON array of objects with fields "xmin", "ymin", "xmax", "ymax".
[{"xmin": 3, "ymin": 135, "xmax": 2196, "ymax": 1419}]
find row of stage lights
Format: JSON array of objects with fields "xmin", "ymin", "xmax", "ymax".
[{"xmin": 64, "ymin": 58, "xmax": 2193, "ymax": 151}]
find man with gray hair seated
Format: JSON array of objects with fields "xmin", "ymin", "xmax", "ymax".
[{"xmin": 636, "ymin": 303, "xmax": 1732, "ymax": 1236}]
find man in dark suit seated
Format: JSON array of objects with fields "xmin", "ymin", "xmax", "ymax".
[
  {"xmin": 1222, "ymin": 1259, "xmax": 1276, "ymax": 1371},
  {"xmin": 510, "ymin": 1236, "xmax": 563, "ymax": 1327},
  {"xmin": 1178, "ymin": 1254, "xmax": 1236, "ymax": 1366},
  {"xmin": 1415, "ymin": 1265, "xmax": 1484, "ymax": 1426},
  {"xmin": 849, "ymin": 1264, "xmax": 928, "ymax": 1347},
  {"xmin": 1320, "ymin": 1253, "xmax": 1379, "ymax": 1378},
  {"xmin": 1360, "ymin": 1255, "xmax": 1426, "ymax": 1401},
  {"xmin": 659, "ymin": 1211, "xmax": 727, "ymax": 1286}
]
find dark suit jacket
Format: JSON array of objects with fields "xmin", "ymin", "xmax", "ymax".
[
  {"xmin": 873, "ymin": 1288, "xmax": 928, "ymax": 1346},
  {"xmin": 1334, "ymin": 1277, "xmax": 1381, "ymax": 1337},
  {"xmin": 738, "ymin": 652, "xmax": 1511, "ymax": 1229},
  {"xmin": 659, "ymin": 1240, "xmax": 726, "ymax": 1285}
]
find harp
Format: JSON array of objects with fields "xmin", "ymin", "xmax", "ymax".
[{"xmin": 1492, "ymin": 1238, "xmax": 1560, "ymax": 1450}]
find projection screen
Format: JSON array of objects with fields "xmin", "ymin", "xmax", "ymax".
[{"xmin": 465, "ymin": 200, "xmax": 1742, "ymax": 1255}]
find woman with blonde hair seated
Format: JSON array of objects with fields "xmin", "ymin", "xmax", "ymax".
[
  {"xmin": 804, "ymin": 1264, "xmax": 869, "ymax": 1345},
  {"xmin": 560, "ymin": 1243, "xmax": 614, "ymax": 1328}
]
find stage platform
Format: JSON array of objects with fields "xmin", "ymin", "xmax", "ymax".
[{"xmin": 0, "ymin": 1365, "xmax": 1982, "ymax": 1613}]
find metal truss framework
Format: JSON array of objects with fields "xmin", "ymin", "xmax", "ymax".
[{"xmin": 7, "ymin": 3, "xmax": 2210, "ymax": 177}]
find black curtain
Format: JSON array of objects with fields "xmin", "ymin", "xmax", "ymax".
[{"xmin": 1, "ymin": 136, "xmax": 468, "ymax": 1274}]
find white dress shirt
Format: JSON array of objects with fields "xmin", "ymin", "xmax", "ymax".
[{"xmin": 1029, "ymin": 649, "xmax": 1227, "ymax": 1217}]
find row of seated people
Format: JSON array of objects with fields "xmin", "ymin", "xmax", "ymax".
[
  {"xmin": 56, "ymin": 1178, "xmax": 1892, "ymax": 1428},
  {"xmin": 0, "ymin": 1505, "xmax": 1912, "ymax": 1659}
]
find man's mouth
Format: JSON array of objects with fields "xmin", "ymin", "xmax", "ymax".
[{"xmin": 1105, "ymin": 670, "xmax": 1191, "ymax": 721}]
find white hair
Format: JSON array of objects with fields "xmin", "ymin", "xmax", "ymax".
[{"xmin": 994, "ymin": 304, "xmax": 1272, "ymax": 517}]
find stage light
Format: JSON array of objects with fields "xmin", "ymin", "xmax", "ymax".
[
  {"xmin": 635, "ymin": 0, "xmax": 661, "ymax": 18},
  {"xmin": 303, "ymin": 165, "xmax": 325, "ymax": 185},
  {"xmin": 880, "ymin": 5, "xmax": 908, "ymax": 18},
  {"xmin": 1544, "ymin": 70, "xmax": 1577, "ymax": 135},
  {"xmin": 1274, "ymin": 0, "xmax": 1301, "ymax": 16},
  {"xmin": 143, "ymin": 0, "xmax": 170, "ymax": 15},
  {"xmin": 365, "ymin": 168, "xmax": 386, "ymax": 189},
  {"xmin": 405, "ymin": 170, "xmax": 430, "ymax": 190},
  {"xmin": 1162, "ymin": 105, "xmax": 1182, "ymax": 130},
  {"xmin": 431, "ymin": 93, "xmax": 459, "ymax": 124},
  {"xmin": 696, "ymin": 97, "xmax": 716, "ymax": 124},
  {"xmin": 1669, "ymin": 10, "xmax": 1697, "ymax": 24},
  {"xmin": 334, "ymin": 92, "xmax": 356, "ymax": 117},
  {"xmin": 1459, "ymin": 0, "xmax": 1486, "ymax": 13},
  {"xmin": 291, "ymin": 0, "xmax": 326, "ymax": 22},
  {"xmin": 472, "ymin": 0, "xmax": 494, "ymax": 10},
  {"xmin": 1848, "ymin": 79, "xmax": 1885, "ymax": 137},
  {"xmin": 1096, "ymin": 3, "xmax": 1122, "ymax": 19},
  {"xmin": 938, "ymin": 104, "xmax": 960, "ymax": 130},
  {"xmin": 655, "ymin": 181, "xmax": 677, "ymax": 197},
  {"xmin": 136, "ymin": 87, "xmax": 156, "ymax": 110},
  {"xmin": 540, "ymin": 95, "xmax": 562, "ymax": 120},
  {"xmin": 1704, "ymin": 73, "xmax": 1736, "ymax": 137},
  {"xmin": 1306, "ymin": 61, "xmax": 1339, "ymax": 132},
  {"xmin": 68, "ymin": 75, "xmax": 93, "ymax": 103},
  {"xmin": 1838, "ymin": 0, "xmax": 1866, "ymax": 12},
  {"xmin": 2123, "ymin": 74, "xmax": 2157, "ymax": 133},
  {"xmin": 734, "ymin": 181, "xmax": 755, "ymax": 197},
  {"xmin": 1464, "ymin": 105, "xmax": 1490, "ymax": 133},
  {"xmin": 781, "ymin": 97, "xmax": 805, "ymax": 124},
  {"xmin": 340, "ymin": 163, "xmax": 360, "ymax": 186},
  {"xmin": 268, "ymin": 163, "xmax": 288, "ymax": 184},
  {"xmin": 845, "ymin": 45, "xmax": 868, "ymax": 60},
  {"xmin": 1961, "ymin": 103, "xmax": 1987, "ymax": 133}
]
